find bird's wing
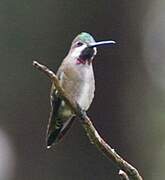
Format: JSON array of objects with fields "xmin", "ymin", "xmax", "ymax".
[{"xmin": 46, "ymin": 71, "xmax": 74, "ymax": 148}]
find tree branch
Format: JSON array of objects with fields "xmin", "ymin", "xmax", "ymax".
[
  {"xmin": 119, "ymin": 170, "xmax": 130, "ymax": 180},
  {"xmin": 33, "ymin": 60, "xmax": 143, "ymax": 180}
]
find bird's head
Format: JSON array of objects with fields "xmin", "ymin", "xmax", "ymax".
[{"xmin": 69, "ymin": 32, "xmax": 115, "ymax": 65}]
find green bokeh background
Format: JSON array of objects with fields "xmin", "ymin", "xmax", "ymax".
[{"xmin": 0, "ymin": 0, "xmax": 165, "ymax": 179}]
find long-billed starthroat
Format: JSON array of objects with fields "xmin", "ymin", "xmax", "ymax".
[{"xmin": 46, "ymin": 32, "xmax": 115, "ymax": 148}]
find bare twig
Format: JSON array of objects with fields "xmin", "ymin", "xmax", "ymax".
[
  {"xmin": 119, "ymin": 170, "xmax": 130, "ymax": 180},
  {"xmin": 33, "ymin": 60, "xmax": 143, "ymax": 180}
]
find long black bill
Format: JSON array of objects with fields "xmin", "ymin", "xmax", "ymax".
[{"xmin": 88, "ymin": 40, "xmax": 116, "ymax": 48}]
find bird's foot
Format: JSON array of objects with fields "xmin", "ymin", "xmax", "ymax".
[{"xmin": 76, "ymin": 103, "xmax": 87, "ymax": 120}]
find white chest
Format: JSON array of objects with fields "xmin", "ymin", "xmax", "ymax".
[
  {"xmin": 59, "ymin": 62, "xmax": 95, "ymax": 111},
  {"xmin": 75, "ymin": 65, "xmax": 95, "ymax": 110}
]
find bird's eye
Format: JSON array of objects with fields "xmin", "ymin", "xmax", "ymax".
[{"xmin": 76, "ymin": 42, "xmax": 83, "ymax": 47}]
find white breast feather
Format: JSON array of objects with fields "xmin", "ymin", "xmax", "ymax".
[{"xmin": 76, "ymin": 66, "xmax": 94, "ymax": 110}]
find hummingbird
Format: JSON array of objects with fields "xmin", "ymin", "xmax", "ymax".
[{"xmin": 46, "ymin": 32, "xmax": 115, "ymax": 148}]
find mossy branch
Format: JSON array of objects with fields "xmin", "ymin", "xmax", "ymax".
[{"xmin": 33, "ymin": 60, "xmax": 143, "ymax": 180}]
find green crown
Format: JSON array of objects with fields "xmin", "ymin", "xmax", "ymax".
[{"xmin": 78, "ymin": 32, "xmax": 96, "ymax": 43}]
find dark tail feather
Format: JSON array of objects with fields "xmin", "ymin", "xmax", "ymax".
[
  {"xmin": 47, "ymin": 88, "xmax": 75, "ymax": 148},
  {"xmin": 58, "ymin": 117, "xmax": 75, "ymax": 140},
  {"xmin": 46, "ymin": 116, "xmax": 74, "ymax": 148},
  {"xmin": 46, "ymin": 118, "xmax": 62, "ymax": 148}
]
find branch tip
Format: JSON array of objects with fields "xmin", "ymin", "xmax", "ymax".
[{"xmin": 119, "ymin": 170, "xmax": 130, "ymax": 180}]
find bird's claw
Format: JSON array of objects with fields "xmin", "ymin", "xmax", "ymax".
[{"xmin": 76, "ymin": 103, "xmax": 87, "ymax": 120}]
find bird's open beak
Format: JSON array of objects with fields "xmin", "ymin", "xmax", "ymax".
[{"xmin": 88, "ymin": 40, "xmax": 116, "ymax": 48}]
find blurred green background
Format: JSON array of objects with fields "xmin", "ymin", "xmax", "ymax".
[{"xmin": 0, "ymin": 0, "xmax": 165, "ymax": 179}]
